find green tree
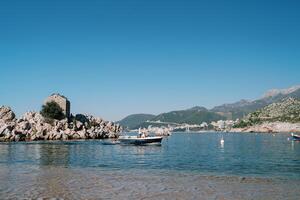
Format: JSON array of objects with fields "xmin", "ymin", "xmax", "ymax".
[
  {"xmin": 233, "ymin": 120, "xmax": 249, "ymax": 128},
  {"xmin": 40, "ymin": 101, "xmax": 65, "ymax": 120}
]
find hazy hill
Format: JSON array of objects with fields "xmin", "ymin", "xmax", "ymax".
[
  {"xmin": 234, "ymin": 97, "xmax": 300, "ymax": 128},
  {"xmin": 211, "ymin": 87, "xmax": 300, "ymax": 119},
  {"xmin": 117, "ymin": 114, "xmax": 155, "ymax": 129},
  {"xmin": 248, "ymin": 97, "xmax": 300, "ymax": 123},
  {"xmin": 150, "ymin": 107, "xmax": 225, "ymax": 125}
]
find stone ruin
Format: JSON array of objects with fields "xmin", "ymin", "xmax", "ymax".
[{"xmin": 44, "ymin": 93, "xmax": 71, "ymax": 118}]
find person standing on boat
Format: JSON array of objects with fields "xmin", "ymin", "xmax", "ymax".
[{"xmin": 138, "ymin": 128, "xmax": 142, "ymax": 138}]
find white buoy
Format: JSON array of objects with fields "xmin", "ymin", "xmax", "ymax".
[
  {"xmin": 220, "ymin": 136, "xmax": 224, "ymax": 149},
  {"xmin": 220, "ymin": 136, "xmax": 224, "ymax": 145}
]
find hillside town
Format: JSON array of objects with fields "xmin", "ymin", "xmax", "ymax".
[{"xmin": 132, "ymin": 119, "xmax": 240, "ymax": 135}]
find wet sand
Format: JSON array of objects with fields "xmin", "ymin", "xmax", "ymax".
[{"xmin": 0, "ymin": 166, "xmax": 299, "ymax": 200}]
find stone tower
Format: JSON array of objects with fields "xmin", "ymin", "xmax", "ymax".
[{"xmin": 44, "ymin": 93, "xmax": 71, "ymax": 118}]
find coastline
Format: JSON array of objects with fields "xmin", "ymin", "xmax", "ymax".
[
  {"xmin": 230, "ymin": 122, "xmax": 300, "ymax": 133},
  {"xmin": 169, "ymin": 122, "xmax": 300, "ymax": 134}
]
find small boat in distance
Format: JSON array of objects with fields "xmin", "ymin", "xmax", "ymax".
[
  {"xmin": 118, "ymin": 128, "xmax": 163, "ymax": 145},
  {"xmin": 118, "ymin": 135, "xmax": 163, "ymax": 145},
  {"xmin": 291, "ymin": 133, "xmax": 300, "ymax": 141}
]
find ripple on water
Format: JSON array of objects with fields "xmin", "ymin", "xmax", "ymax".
[{"xmin": 0, "ymin": 133, "xmax": 300, "ymax": 199}]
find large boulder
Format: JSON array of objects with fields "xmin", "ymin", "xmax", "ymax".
[
  {"xmin": 54, "ymin": 119, "xmax": 68, "ymax": 131},
  {"xmin": 77, "ymin": 130, "xmax": 87, "ymax": 139},
  {"xmin": 108, "ymin": 132, "xmax": 119, "ymax": 138},
  {"xmin": 75, "ymin": 120, "xmax": 83, "ymax": 130},
  {"xmin": 89, "ymin": 116, "xmax": 103, "ymax": 127},
  {"xmin": 16, "ymin": 121, "xmax": 31, "ymax": 131},
  {"xmin": 0, "ymin": 106, "xmax": 16, "ymax": 123},
  {"xmin": 0, "ymin": 124, "xmax": 12, "ymax": 136},
  {"xmin": 34, "ymin": 122, "xmax": 51, "ymax": 136},
  {"xmin": 22, "ymin": 112, "xmax": 46, "ymax": 126},
  {"xmin": 75, "ymin": 114, "xmax": 89, "ymax": 124},
  {"xmin": 0, "ymin": 125, "xmax": 13, "ymax": 141}
]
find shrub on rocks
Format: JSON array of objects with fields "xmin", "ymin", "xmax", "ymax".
[{"xmin": 40, "ymin": 101, "xmax": 65, "ymax": 120}]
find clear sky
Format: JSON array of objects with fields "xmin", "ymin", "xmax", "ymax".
[{"xmin": 0, "ymin": 0, "xmax": 299, "ymax": 121}]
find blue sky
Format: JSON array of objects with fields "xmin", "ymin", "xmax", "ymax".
[{"xmin": 0, "ymin": 0, "xmax": 300, "ymax": 121}]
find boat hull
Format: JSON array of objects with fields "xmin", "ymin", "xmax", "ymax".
[
  {"xmin": 292, "ymin": 135, "xmax": 300, "ymax": 141},
  {"xmin": 118, "ymin": 136, "xmax": 163, "ymax": 145}
]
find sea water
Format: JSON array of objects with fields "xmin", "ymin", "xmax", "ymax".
[{"xmin": 0, "ymin": 132, "xmax": 299, "ymax": 199}]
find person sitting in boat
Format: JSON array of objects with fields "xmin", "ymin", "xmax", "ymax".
[
  {"xmin": 138, "ymin": 132, "xmax": 142, "ymax": 138},
  {"xmin": 141, "ymin": 132, "xmax": 146, "ymax": 138},
  {"xmin": 142, "ymin": 128, "xmax": 149, "ymax": 138}
]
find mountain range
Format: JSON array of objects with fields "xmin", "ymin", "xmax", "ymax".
[{"xmin": 118, "ymin": 85, "xmax": 300, "ymax": 129}]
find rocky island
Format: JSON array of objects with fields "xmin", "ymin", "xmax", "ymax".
[{"xmin": 0, "ymin": 94, "xmax": 122, "ymax": 142}]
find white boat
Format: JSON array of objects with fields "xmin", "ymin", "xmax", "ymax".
[
  {"xmin": 118, "ymin": 135, "xmax": 163, "ymax": 145},
  {"xmin": 291, "ymin": 133, "xmax": 300, "ymax": 141}
]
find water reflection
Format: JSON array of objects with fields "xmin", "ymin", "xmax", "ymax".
[
  {"xmin": 39, "ymin": 143, "xmax": 71, "ymax": 166},
  {"xmin": 220, "ymin": 135, "xmax": 224, "ymax": 150}
]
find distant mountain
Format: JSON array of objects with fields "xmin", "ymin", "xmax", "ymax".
[
  {"xmin": 211, "ymin": 86, "xmax": 300, "ymax": 120},
  {"xmin": 117, "ymin": 114, "xmax": 155, "ymax": 129},
  {"xmin": 186, "ymin": 106, "xmax": 208, "ymax": 111},
  {"xmin": 211, "ymin": 99, "xmax": 254, "ymax": 119},
  {"xmin": 262, "ymin": 85, "xmax": 300, "ymax": 99},
  {"xmin": 118, "ymin": 85, "xmax": 300, "ymax": 129},
  {"xmin": 234, "ymin": 97, "xmax": 300, "ymax": 128},
  {"xmin": 251, "ymin": 97, "xmax": 300, "ymax": 123},
  {"xmin": 150, "ymin": 107, "xmax": 225, "ymax": 125}
]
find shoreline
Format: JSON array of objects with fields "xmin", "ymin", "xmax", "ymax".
[
  {"xmin": 169, "ymin": 130, "xmax": 293, "ymax": 134},
  {"xmin": 170, "ymin": 122, "xmax": 300, "ymax": 134},
  {"xmin": 1, "ymin": 166, "xmax": 299, "ymax": 200}
]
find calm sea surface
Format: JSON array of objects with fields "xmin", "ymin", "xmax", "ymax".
[{"xmin": 0, "ymin": 132, "xmax": 300, "ymax": 199}]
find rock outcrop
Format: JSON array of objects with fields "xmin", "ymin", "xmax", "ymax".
[
  {"xmin": 0, "ymin": 106, "xmax": 122, "ymax": 142},
  {"xmin": 245, "ymin": 97, "xmax": 300, "ymax": 123},
  {"xmin": 262, "ymin": 85, "xmax": 300, "ymax": 99},
  {"xmin": 231, "ymin": 97, "xmax": 300, "ymax": 133},
  {"xmin": 231, "ymin": 122, "xmax": 300, "ymax": 133},
  {"xmin": 0, "ymin": 106, "xmax": 15, "ymax": 123}
]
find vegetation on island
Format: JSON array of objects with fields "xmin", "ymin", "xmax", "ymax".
[{"xmin": 40, "ymin": 101, "xmax": 65, "ymax": 121}]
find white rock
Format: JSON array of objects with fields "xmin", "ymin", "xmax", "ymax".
[{"xmin": 0, "ymin": 106, "xmax": 15, "ymax": 122}]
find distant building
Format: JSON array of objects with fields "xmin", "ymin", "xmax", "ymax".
[
  {"xmin": 211, "ymin": 120, "xmax": 238, "ymax": 131},
  {"xmin": 200, "ymin": 122, "xmax": 208, "ymax": 129},
  {"xmin": 44, "ymin": 93, "xmax": 71, "ymax": 118}
]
